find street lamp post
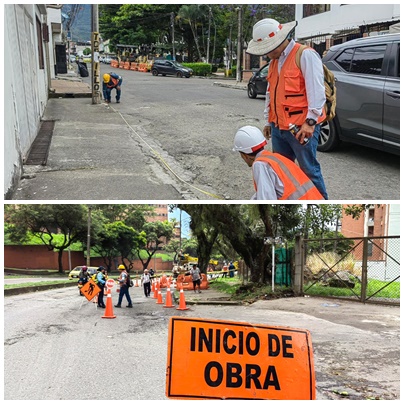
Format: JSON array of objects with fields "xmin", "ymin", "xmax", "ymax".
[
  {"xmin": 264, "ymin": 236, "xmax": 283, "ymax": 292},
  {"xmin": 236, "ymin": 6, "xmax": 243, "ymax": 82}
]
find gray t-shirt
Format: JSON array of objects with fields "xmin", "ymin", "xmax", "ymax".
[{"xmin": 190, "ymin": 267, "xmax": 201, "ymax": 281}]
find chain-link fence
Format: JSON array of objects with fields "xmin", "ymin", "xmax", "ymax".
[{"xmin": 302, "ymin": 236, "xmax": 400, "ymax": 305}]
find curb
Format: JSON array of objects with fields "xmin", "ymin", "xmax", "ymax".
[
  {"xmin": 5, "ymin": 282, "xmax": 77, "ymax": 297},
  {"xmin": 213, "ymin": 81, "xmax": 247, "ymax": 91},
  {"xmin": 186, "ymin": 300, "xmax": 242, "ymax": 306},
  {"xmin": 49, "ymin": 92, "xmax": 92, "ymax": 99}
]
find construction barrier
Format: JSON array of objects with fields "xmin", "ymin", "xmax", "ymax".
[
  {"xmin": 175, "ymin": 273, "xmax": 209, "ymax": 291},
  {"xmin": 159, "ymin": 275, "xmax": 169, "ymax": 289},
  {"xmin": 111, "ymin": 60, "xmax": 119, "ymax": 68},
  {"xmin": 130, "ymin": 62, "xmax": 138, "ymax": 71},
  {"xmin": 119, "ymin": 61, "xmax": 125, "ymax": 69},
  {"xmin": 124, "ymin": 61, "xmax": 130, "ymax": 70}
]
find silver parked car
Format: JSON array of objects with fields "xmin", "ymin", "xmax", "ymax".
[{"xmin": 319, "ymin": 34, "xmax": 400, "ymax": 155}]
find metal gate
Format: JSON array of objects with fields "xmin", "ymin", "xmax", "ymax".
[{"xmin": 302, "ymin": 236, "xmax": 400, "ymax": 305}]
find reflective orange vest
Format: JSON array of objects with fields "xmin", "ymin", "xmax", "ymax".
[
  {"xmin": 267, "ymin": 43, "xmax": 326, "ymax": 129},
  {"xmin": 253, "ymin": 151, "xmax": 324, "ymax": 200}
]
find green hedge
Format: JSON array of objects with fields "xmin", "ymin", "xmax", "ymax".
[{"xmin": 183, "ymin": 63, "xmax": 212, "ymax": 77}]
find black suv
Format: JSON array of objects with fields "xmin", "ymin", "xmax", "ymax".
[
  {"xmin": 247, "ymin": 63, "xmax": 269, "ymax": 98},
  {"xmin": 320, "ymin": 34, "xmax": 400, "ymax": 155},
  {"xmin": 151, "ymin": 60, "xmax": 193, "ymax": 78}
]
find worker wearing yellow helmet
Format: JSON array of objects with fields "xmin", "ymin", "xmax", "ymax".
[{"xmin": 102, "ymin": 72, "xmax": 123, "ymax": 104}]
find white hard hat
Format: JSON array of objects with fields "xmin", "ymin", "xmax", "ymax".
[
  {"xmin": 233, "ymin": 126, "xmax": 267, "ymax": 154},
  {"xmin": 247, "ymin": 19, "xmax": 297, "ymax": 56}
]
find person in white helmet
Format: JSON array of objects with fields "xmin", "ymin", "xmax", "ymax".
[
  {"xmin": 233, "ymin": 126, "xmax": 323, "ymax": 200},
  {"xmin": 246, "ymin": 18, "xmax": 328, "ymax": 200}
]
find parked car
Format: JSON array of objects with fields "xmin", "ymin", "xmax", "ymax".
[
  {"xmin": 151, "ymin": 60, "xmax": 193, "ymax": 78},
  {"xmin": 68, "ymin": 266, "xmax": 98, "ymax": 280},
  {"xmin": 247, "ymin": 63, "xmax": 269, "ymax": 98},
  {"xmin": 320, "ymin": 33, "xmax": 400, "ymax": 154}
]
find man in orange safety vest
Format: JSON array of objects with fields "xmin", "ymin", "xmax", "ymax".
[{"xmin": 233, "ymin": 126, "xmax": 324, "ymax": 200}]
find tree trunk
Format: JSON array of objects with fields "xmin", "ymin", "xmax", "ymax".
[{"xmin": 57, "ymin": 249, "xmax": 64, "ymax": 273}]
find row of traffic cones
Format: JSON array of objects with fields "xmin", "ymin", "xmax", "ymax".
[
  {"xmin": 152, "ymin": 279, "xmax": 188, "ymax": 311},
  {"xmin": 102, "ymin": 278, "xmax": 189, "ymax": 319}
]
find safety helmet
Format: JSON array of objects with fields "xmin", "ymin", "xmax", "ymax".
[
  {"xmin": 103, "ymin": 73, "xmax": 111, "ymax": 83},
  {"xmin": 82, "ymin": 265, "xmax": 87, "ymax": 271},
  {"xmin": 233, "ymin": 126, "xmax": 267, "ymax": 154},
  {"xmin": 247, "ymin": 19, "xmax": 298, "ymax": 56},
  {"xmin": 118, "ymin": 264, "xmax": 125, "ymax": 270}
]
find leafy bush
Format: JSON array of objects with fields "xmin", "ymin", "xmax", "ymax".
[{"xmin": 183, "ymin": 63, "xmax": 212, "ymax": 76}]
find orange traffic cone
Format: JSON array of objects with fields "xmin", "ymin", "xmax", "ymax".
[
  {"xmin": 153, "ymin": 281, "xmax": 159, "ymax": 299},
  {"xmin": 163, "ymin": 286, "xmax": 175, "ymax": 308},
  {"xmin": 176, "ymin": 287, "xmax": 189, "ymax": 311},
  {"xmin": 135, "ymin": 279, "xmax": 139, "ymax": 287},
  {"xmin": 102, "ymin": 290, "xmax": 116, "ymax": 319},
  {"xmin": 156, "ymin": 289, "xmax": 164, "ymax": 304}
]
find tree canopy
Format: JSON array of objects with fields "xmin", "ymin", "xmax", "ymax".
[{"xmin": 99, "ymin": 4, "xmax": 295, "ymax": 62}]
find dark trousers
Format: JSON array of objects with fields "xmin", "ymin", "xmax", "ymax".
[
  {"xmin": 98, "ymin": 285, "xmax": 105, "ymax": 306},
  {"xmin": 117, "ymin": 285, "xmax": 132, "ymax": 305},
  {"xmin": 143, "ymin": 282, "xmax": 151, "ymax": 297}
]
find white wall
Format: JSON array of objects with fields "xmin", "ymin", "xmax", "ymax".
[
  {"xmin": 47, "ymin": 7, "xmax": 63, "ymax": 79},
  {"xmin": 4, "ymin": 4, "xmax": 50, "ymax": 198},
  {"xmin": 295, "ymin": 4, "xmax": 400, "ymax": 39}
]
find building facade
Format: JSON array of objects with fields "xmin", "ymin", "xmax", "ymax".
[
  {"xmin": 243, "ymin": 4, "xmax": 400, "ymax": 77},
  {"xmin": 340, "ymin": 205, "xmax": 400, "ymax": 282},
  {"xmin": 4, "ymin": 4, "xmax": 65, "ymax": 199},
  {"xmin": 295, "ymin": 4, "xmax": 400, "ymax": 55}
]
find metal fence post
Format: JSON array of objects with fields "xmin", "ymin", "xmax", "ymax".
[
  {"xmin": 360, "ymin": 237, "xmax": 369, "ymax": 303},
  {"xmin": 294, "ymin": 234, "xmax": 304, "ymax": 295}
]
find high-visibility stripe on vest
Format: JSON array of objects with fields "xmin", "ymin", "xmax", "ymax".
[
  {"xmin": 107, "ymin": 77, "xmax": 119, "ymax": 88},
  {"xmin": 267, "ymin": 43, "xmax": 326, "ymax": 130},
  {"xmin": 253, "ymin": 151, "xmax": 324, "ymax": 200}
]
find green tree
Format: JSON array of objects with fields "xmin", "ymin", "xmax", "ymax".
[
  {"xmin": 93, "ymin": 220, "xmax": 146, "ymax": 272},
  {"xmin": 136, "ymin": 221, "xmax": 174, "ymax": 270},
  {"xmin": 178, "ymin": 204, "xmax": 301, "ymax": 283},
  {"xmin": 5, "ymin": 204, "xmax": 88, "ymax": 273}
]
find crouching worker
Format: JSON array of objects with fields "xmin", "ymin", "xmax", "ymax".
[
  {"xmin": 233, "ymin": 126, "xmax": 324, "ymax": 200},
  {"xmin": 103, "ymin": 73, "xmax": 122, "ymax": 103}
]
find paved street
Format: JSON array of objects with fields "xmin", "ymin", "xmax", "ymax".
[
  {"xmin": 4, "ymin": 287, "xmax": 399, "ymax": 400},
  {"xmin": 11, "ymin": 67, "xmax": 400, "ymax": 200}
]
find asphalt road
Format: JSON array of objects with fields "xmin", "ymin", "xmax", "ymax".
[
  {"xmin": 12, "ymin": 66, "xmax": 399, "ymax": 200},
  {"xmin": 102, "ymin": 66, "xmax": 399, "ymax": 201},
  {"xmin": 4, "ymin": 288, "xmax": 399, "ymax": 400}
]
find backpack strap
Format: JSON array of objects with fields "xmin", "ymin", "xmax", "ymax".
[{"xmin": 295, "ymin": 44, "xmax": 308, "ymax": 70}]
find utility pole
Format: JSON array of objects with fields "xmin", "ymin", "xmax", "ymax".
[
  {"xmin": 207, "ymin": 7, "xmax": 212, "ymax": 64},
  {"xmin": 86, "ymin": 205, "xmax": 92, "ymax": 267},
  {"xmin": 91, "ymin": 4, "xmax": 101, "ymax": 104},
  {"xmin": 171, "ymin": 12, "xmax": 175, "ymax": 61},
  {"xmin": 236, "ymin": 6, "xmax": 243, "ymax": 82}
]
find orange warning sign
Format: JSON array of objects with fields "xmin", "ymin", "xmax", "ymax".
[
  {"xmin": 166, "ymin": 317, "xmax": 315, "ymax": 400},
  {"xmin": 80, "ymin": 279, "xmax": 101, "ymax": 302}
]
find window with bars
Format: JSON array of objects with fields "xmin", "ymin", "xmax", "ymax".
[{"xmin": 302, "ymin": 4, "xmax": 331, "ymax": 18}]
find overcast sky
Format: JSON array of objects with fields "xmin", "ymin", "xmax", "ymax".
[{"xmin": 168, "ymin": 207, "xmax": 191, "ymax": 239}]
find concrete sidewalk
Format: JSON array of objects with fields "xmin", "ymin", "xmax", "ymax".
[
  {"xmin": 11, "ymin": 70, "xmax": 246, "ymax": 200},
  {"xmin": 12, "ymin": 96, "xmax": 188, "ymax": 200}
]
